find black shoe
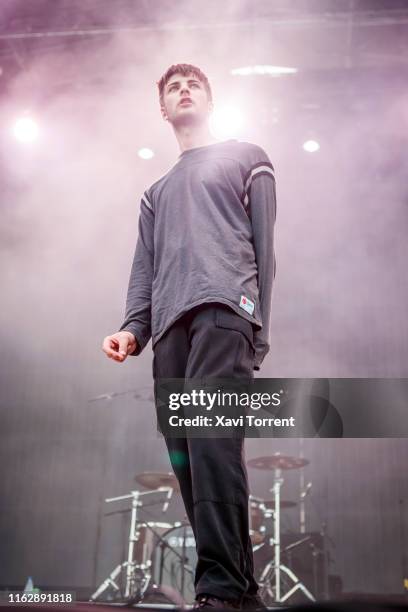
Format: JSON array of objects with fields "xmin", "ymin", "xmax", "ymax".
[
  {"xmin": 241, "ymin": 594, "xmax": 268, "ymax": 610},
  {"xmin": 193, "ymin": 594, "xmax": 241, "ymax": 609}
]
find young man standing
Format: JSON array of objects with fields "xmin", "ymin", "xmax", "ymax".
[{"xmin": 102, "ymin": 63, "xmax": 276, "ymax": 610}]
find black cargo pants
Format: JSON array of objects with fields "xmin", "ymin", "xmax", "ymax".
[{"xmin": 152, "ymin": 302, "xmax": 259, "ymax": 602}]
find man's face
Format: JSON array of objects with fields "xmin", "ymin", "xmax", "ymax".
[{"xmin": 161, "ymin": 73, "xmax": 213, "ymax": 126}]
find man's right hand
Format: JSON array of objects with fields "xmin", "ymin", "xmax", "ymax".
[{"xmin": 102, "ymin": 331, "xmax": 138, "ymax": 362}]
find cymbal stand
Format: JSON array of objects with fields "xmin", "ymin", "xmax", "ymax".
[
  {"xmin": 91, "ymin": 488, "xmax": 167, "ymax": 603},
  {"xmin": 259, "ymin": 467, "xmax": 315, "ymax": 604},
  {"xmin": 299, "ymin": 437, "xmax": 306, "ymax": 534}
]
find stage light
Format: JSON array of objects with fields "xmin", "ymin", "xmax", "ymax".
[
  {"xmin": 231, "ymin": 65, "xmax": 297, "ymax": 77},
  {"xmin": 209, "ymin": 106, "xmax": 245, "ymax": 139},
  {"xmin": 303, "ymin": 139, "xmax": 320, "ymax": 153},
  {"xmin": 13, "ymin": 116, "xmax": 39, "ymax": 143},
  {"xmin": 138, "ymin": 147, "xmax": 154, "ymax": 160}
]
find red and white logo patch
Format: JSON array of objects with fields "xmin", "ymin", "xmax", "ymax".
[{"xmin": 239, "ymin": 295, "xmax": 255, "ymax": 315}]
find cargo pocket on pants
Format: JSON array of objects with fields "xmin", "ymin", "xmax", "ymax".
[{"xmin": 214, "ymin": 307, "xmax": 256, "ymax": 357}]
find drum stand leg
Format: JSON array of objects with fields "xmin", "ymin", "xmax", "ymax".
[
  {"xmin": 90, "ymin": 490, "xmax": 151, "ymax": 603},
  {"xmin": 259, "ymin": 560, "xmax": 315, "ymax": 603},
  {"xmin": 260, "ymin": 469, "xmax": 315, "ymax": 604},
  {"xmin": 90, "ymin": 561, "xmax": 130, "ymax": 601}
]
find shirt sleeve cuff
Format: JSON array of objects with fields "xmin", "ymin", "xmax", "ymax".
[
  {"xmin": 118, "ymin": 323, "xmax": 150, "ymax": 356},
  {"xmin": 253, "ymin": 345, "xmax": 267, "ymax": 371}
]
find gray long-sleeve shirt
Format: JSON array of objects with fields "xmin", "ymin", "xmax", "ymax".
[{"xmin": 119, "ymin": 138, "xmax": 276, "ymax": 370}]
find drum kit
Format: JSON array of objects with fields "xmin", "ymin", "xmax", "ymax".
[{"xmin": 91, "ymin": 453, "xmax": 322, "ymax": 606}]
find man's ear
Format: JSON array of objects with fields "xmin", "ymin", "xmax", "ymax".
[{"xmin": 160, "ymin": 105, "xmax": 168, "ymax": 121}]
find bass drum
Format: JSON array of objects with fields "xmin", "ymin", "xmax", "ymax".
[{"xmin": 152, "ymin": 523, "xmax": 197, "ymax": 604}]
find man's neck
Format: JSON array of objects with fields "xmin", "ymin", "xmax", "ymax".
[{"xmin": 174, "ymin": 124, "xmax": 220, "ymax": 154}]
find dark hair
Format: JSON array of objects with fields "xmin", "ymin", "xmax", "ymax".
[{"xmin": 157, "ymin": 63, "xmax": 213, "ymax": 109}]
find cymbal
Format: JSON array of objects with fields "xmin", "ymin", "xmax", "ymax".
[
  {"xmin": 247, "ymin": 455, "xmax": 309, "ymax": 470},
  {"xmin": 134, "ymin": 472, "xmax": 180, "ymax": 492}
]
